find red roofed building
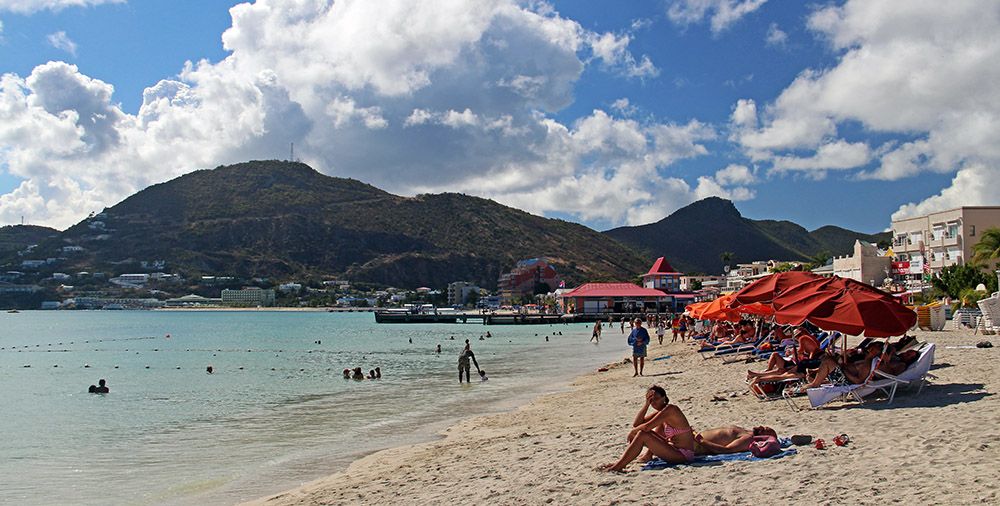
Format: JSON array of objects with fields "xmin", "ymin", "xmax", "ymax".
[
  {"xmin": 560, "ymin": 282, "xmax": 667, "ymax": 314},
  {"xmin": 642, "ymin": 257, "xmax": 683, "ymax": 293}
]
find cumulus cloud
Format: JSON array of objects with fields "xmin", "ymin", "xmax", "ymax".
[
  {"xmin": 667, "ymin": 0, "xmax": 768, "ymax": 34},
  {"xmin": 0, "ymin": 0, "xmax": 122, "ymax": 14},
  {"xmin": 0, "ymin": 0, "xmax": 718, "ymax": 229},
  {"xmin": 730, "ymin": 0, "xmax": 1000, "ymax": 218},
  {"xmin": 46, "ymin": 31, "xmax": 77, "ymax": 56},
  {"xmin": 771, "ymin": 140, "xmax": 871, "ymax": 174}
]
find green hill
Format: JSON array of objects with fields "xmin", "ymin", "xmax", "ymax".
[
  {"xmin": 604, "ymin": 197, "xmax": 889, "ymax": 274},
  {"xmin": 0, "ymin": 225, "xmax": 60, "ymax": 254},
  {"xmin": 19, "ymin": 160, "xmax": 649, "ymax": 288}
]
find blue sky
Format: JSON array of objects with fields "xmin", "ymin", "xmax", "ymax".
[{"xmin": 0, "ymin": 1, "xmax": 995, "ymax": 233}]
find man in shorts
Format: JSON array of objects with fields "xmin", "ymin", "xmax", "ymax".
[
  {"xmin": 627, "ymin": 318, "xmax": 649, "ymax": 377},
  {"xmin": 458, "ymin": 340, "xmax": 480, "ymax": 383}
]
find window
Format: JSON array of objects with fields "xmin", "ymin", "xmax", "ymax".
[{"xmin": 971, "ymin": 225, "xmax": 976, "ymax": 236}]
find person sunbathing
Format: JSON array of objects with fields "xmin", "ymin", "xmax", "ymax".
[
  {"xmin": 746, "ymin": 330, "xmax": 821, "ymax": 393},
  {"xmin": 693, "ymin": 426, "xmax": 778, "ymax": 455},
  {"xmin": 599, "ymin": 385, "xmax": 696, "ymax": 472},
  {"xmin": 789, "ymin": 341, "xmax": 884, "ymax": 393}
]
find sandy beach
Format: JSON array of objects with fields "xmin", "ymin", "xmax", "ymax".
[{"xmin": 245, "ymin": 327, "xmax": 998, "ymax": 505}]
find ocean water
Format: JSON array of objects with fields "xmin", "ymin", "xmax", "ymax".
[{"xmin": 1, "ymin": 311, "xmax": 626, "ymax": 505}]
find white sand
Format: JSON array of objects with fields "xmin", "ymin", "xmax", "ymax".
[{"xmin": 248, "ymin": 328, "xmax": 999, "ymax": 505}]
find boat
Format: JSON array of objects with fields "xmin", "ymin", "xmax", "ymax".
[{"xmin": 7, "ymin": 309, "xmax": 19, "ymax": 313}]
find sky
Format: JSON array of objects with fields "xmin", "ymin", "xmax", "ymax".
[{"xmin": 0, "ymin": 0, "xmax": 997, "ymax": 234}]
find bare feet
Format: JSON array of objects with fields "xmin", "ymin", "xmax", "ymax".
[
  {"xmin": 632, "ymin": 373, "xmax": 639, "ymax": 377},
  {"xmin": 597, "ymin": 463, "xmax": 626, "ymax": 473}
]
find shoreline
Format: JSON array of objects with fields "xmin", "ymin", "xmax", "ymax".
[{"xmin": 247, "ymin": 328, "xmax": 999, "ymax": 505}]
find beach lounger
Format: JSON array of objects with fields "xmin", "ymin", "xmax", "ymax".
[
  {"xmin": 781, "ymin": 356, "xmax": 881, "ymax": 411},
  {"xmin": 859, "ymin": 343, "xmax": 936, "ymax": 404},
  {"xmin": 700, "ymin": 335, "xmax": 767, "ymax": 359}
]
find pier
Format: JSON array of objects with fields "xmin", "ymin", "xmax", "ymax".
[{"xmin": 373, "ymin": 311, "xmax": 660, "ymax": 325}]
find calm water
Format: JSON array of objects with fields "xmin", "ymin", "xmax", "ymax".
[{"xmin": 1, "ymin": 311, "xmax": 625, "ymax": 505}]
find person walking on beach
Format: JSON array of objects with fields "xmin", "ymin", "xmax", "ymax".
[
  {"xmin": 592, "ymin": 319, "xmax": 602, "ymax": 343},
  {"xmin": 458, "ymin": 340, "xmax": 481, "ymax": 383},
  {"xmin": 656, "ymin": 320, "xmax": 665, "ymax": 345},
  {"xmin": 620, "ymin": 318, "xmax": 625, "ymax": 334},
  {"xmin": 627, "ymin": 318, "xmax": 649, "ymax": 377}
]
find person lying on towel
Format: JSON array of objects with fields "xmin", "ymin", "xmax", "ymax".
[{"xmin": 689, "ymin": 426, "xmax": 779, "ymax": 455}]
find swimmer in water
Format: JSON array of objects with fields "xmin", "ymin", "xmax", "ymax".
[
  {"xmin": 436, "ymin": 344, "xmax": 442, "ymax": 353},
  {"xmin": 375, "ymin": 367, "xmax": 381, "ymax": 379},
  {"xmin": 352, "ymin": 367, "xmax": 365, "ymax": 380},
  {"xmin": 343, "ymin": 369, "xmax": 351, "ymax": 379},
  {"xmin": 94, "ymin": 379, "xmax": 109, "ymax": 394},
  {"xmin": 206, "ymin": 365, "xmax": 214, "ymax": 374}
]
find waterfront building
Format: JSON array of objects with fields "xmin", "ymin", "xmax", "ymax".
[
  {"xmin": 221, "ymin": 287, "xmax": 276, "ymax": 307},
  {"xmin": 723, "ymin": 261, "xmax": 770, "ymax": 292},
  {"xmin": 890, "ymin": 206, "xmax": 1000, "ymax": 289},
  {"xmin": 832, "ymin": 240, "xmax": 891, "ymax": 286},
  {"xmin": 498, "ymin": 258, "xmax": 560, "ymax": 304},
  {"xmin": 679, "ymin": 275, "xmax": 725, "ymax": 291},
  {"xmin": 641, "ymin": 257, "xmax": 682, "ymax": 292},
  {"xmin": 560, "ymin": 283, "xmax": 668, "ymax": 314},
  {"xmin": 447, "ymin": 281, "xmax": 481, "ymax": 306}
]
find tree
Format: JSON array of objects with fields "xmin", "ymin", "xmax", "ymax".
[
  {"xmin": 931, "ymin": 264, "xmax": 997, "ymax": 299},
  {"xmin": 971, "ymin": 227, "xmax": 1000, "ymax": 266},
  {"xmin": 690, "ymin": 279, "xmax": 703, "ymax": 290},
  {"xmin": 808, "ymin": 251, "xmax": 831, "ymax": 270},
  {"xmin": 719, "ymin": 251, "xmax": 734, "ymax": 272}
]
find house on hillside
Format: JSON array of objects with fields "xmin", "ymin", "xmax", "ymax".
[{"xmin": 498, "ymin": 258, "xmax": 560, "ymax": 304}]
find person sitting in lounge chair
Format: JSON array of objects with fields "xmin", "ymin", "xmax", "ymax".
[
  {"xmin": 790, "ymin": 341, "xmax": 884, "ymax": 393},
  {"xmin": 599, "ymin": 385, "xmax": 696, "ymax": 472},
  {"xmin": 693, "ymin": 425, "xmax": 778, "ymax": 455},
  {"xmin": 746, "ymin": 330, "xmax": 821, "ymax": 393}
]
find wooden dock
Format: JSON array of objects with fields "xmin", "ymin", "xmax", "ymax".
[
  {"xmin": 373, "ymin": 311, "xmax": 659, "ymax": 325},
  {"xmin": 374, "ymin": 311, "xmax": 575, "ymax": 325}
]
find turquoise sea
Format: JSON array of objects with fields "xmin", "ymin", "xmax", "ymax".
[{"xmin": 2, "ymin": 311, "xmax": 625, "ymax": 505}]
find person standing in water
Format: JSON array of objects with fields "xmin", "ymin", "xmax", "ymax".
[
  {"xmin": 458, "ymin": 340, "xmax": 480, "ymax": 383},
  {"xmin": 591, "ymin": 319, "xmax": 602, "ymax": 343}
]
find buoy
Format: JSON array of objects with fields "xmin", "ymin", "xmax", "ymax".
[{"xmin": 84, "ymin": 364, "xmax": 90, "ymax": 368}]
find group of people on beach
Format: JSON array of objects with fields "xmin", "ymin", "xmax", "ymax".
[{"xmin": 599, "ymin": 384, "xmax": 778, "ymax": 472}]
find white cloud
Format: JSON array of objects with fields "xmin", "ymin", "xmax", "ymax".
[
  {"xmin": 891, "ymin": 163, "xmax": 1000, "ymax": 221},
  {"xmin": 586, "ymin": 31, "xmax": 659, "ymax": 78},
  {"xmin": 713, "ymin": 164, "xmax": 755, "ymax": 185},
  {"xmin": 46, "ymin": 31, "xmax": 77, "ymax": 56},
  {"xmin": 771, "ymin": 140, "xmax": 871, "ymax": 174},
  {"xmin": 0, "ymin": 0, "xmax": 713, "ymax": 229},
  {"xmin": 610, "ymin": 97, "xmax": 637, "ymax": 116},
  {"xmin": 730, "ymin": 0, "xmax": 1000, "ymax": 216},
  {"xmin": 765, "ymin": 22, "xmax": 787, "ymax": 46},
  {"xmin": 0, "ymin": 0, "xmax": 122, "ymax": 14},
  {"xmin": 667, "ymin": 0, "xmax": 768, "ymax": 34}
]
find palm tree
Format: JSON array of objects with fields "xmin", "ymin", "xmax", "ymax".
[
  {"xmin": 719, "ymin": 251, "xmax": 734, "ymax": 273},
  {"xmin": 971, "ymin": 227, "xmax": 1000, "ymax": 266}
]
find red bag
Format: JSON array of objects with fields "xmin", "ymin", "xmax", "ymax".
[{"xmin": 748, "ymin": 435, "xmax": 781, "ymax": 458}]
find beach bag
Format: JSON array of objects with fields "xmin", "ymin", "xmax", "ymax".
[{"xmin": 748, "ymin": 435, "xmax": 780, "ymax": 458}]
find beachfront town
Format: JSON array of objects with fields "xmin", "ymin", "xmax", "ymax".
[{"xmin": 2, "ymin": 205, "xmax": 998, "ymax": 314}]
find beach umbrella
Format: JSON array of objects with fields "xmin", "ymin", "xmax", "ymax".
[
  {"xmin": 735, "ymin": 302, "xmax": 775, "ymax": 317},
  {"xmin": 695, "ymin": 295, "xmax": 741, "ymax": 322},
  {"xmin": 772, "ymin": 287, "xmax": 917, "ymax": 337},
  {"xmin": 730, "ymin": 271, "xmax": 823, "ymax": 306}
]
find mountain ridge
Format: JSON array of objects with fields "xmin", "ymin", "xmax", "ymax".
[{"xmin": 604, "ymin": 197, "xmax": 890, "ymax": 274}]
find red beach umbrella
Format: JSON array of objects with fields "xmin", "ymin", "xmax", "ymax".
[
  {"xmin": 730, "ymin": 271, "xmax": 824, "ymax": 306},
  {"xmin": 773, "ymin": 287, "xmax": 916, "ymax": 337},
  {"xmin": 735, "ymin": 302, "xmax": 775, "ymax": 317},
  {"xmin": 693, "ymin": 295, "xmax": 740, "ymax": 322}
]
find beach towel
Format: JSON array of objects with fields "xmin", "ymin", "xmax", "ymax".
[{"xmin": 642, "ymin": 439, "xmax": 796, "ymax": 470}]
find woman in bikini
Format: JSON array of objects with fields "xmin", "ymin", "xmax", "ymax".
[{"xmin": 599, "ymin": 385, "xmax": 696, "ymax": 472}]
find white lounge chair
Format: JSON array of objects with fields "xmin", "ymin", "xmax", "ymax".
[
  {"xmin": 858, "ymin": 343, "xmax": 936, "ymax": 404},
  {"xmin": 801, "ymin": 343, "xmax": 935, "ymax": 409}
]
